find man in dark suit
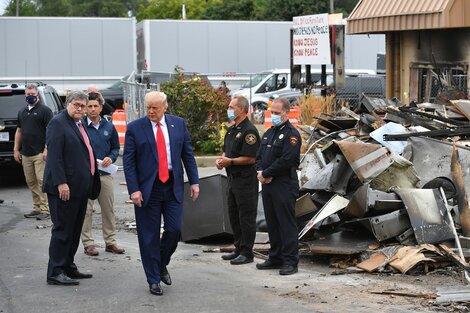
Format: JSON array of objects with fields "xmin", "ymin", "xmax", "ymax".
[
  {"xmin": 43, "ymin": 90, "xmax": 101, "ymax": 286},
  {"xmin": 123, "ymin": 91, "xmax": 199, "ymax": 296}
]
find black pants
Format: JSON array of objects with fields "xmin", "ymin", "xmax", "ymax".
[
  {"xmin": 261, "ymin": 176, "xmax": 299, "ymax": 266},
  {"xmin": 227, "ymin": 171, "xmax": 258, "ymax": 258},
  {"xmin": 47, "ymin": 194, "xmax": 88, "ymax": 278}
]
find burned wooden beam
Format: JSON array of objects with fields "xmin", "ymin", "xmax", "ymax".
[{"xmin": 398, "ymin": 106, "xmax": 470, "ymax": 126}]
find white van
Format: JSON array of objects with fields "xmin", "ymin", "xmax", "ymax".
[{"xmin": 231, "ymin": 68, "xmax": 376, "ymax": 112}]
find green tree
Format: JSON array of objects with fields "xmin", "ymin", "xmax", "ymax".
[
  {"xmin": 3, "ymin": 0, "xmax": 37, "ymax": 16},
  {"xmin": 137, "ymin": 0, "xmax": 208, "ymax": 20},
  {"xmin": 161, "ymin": 67, "xmax": 230, "ymax": 154},
  {"xmin": 203, "ymin": 0, "xmax": 255, "ymax": 20}
]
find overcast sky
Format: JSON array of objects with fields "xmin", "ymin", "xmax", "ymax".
[{"xmin": 0, "ymin": 0, "xmax": 8, "ymax": 15}]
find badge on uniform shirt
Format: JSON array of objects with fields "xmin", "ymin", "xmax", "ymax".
[
  {"xmin": 279, "ymin": 134, "xmax": 284, "ymax": 139},
  {"xmin": 245, "ymin": 133, "xmax": 257, "ymax": 145},
  {"xmin": 290, "ymin": 136, "xmax": 298, "ymax": 146},
  {"xmin": 236, "ymin": 132, "xmax": 242, "ymax": 138},
  {"xmin": 103, "ymin": 130, "xmax": 109, "ymax": 136}
]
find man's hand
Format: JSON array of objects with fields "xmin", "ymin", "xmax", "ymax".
[
  {"xmin": 190, "ymin": 184, "xmax": 199, "ymax": 201},
  {"xmin": 216, "ymin": 156, "xmax": 232, "ymax": 169},
  {"xmin": 131, "ymin": 191, "xmax": 143, "ymax": 207},
  {"xmin": 101, "ymin": 157, "xmax": 112, "ymax": 167},
  {"xmin": 58, "ymin": 183, "xmax": 70, "ymax": 201},
  {"xmin": 14, "ymin": 150, "xmax": 21, "ymax": 163},
  {"xmin": 42, "ymin": 149, "xmax": 47, "ymax": 161},
  {"xmin": 257, "ymin": 171, "xmax": 272, "ymax": 184},
  {"xmin": 215, "ymin": 158, "xmax": 224, "ymax": 170}
]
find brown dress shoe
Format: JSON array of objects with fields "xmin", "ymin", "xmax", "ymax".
[
  {"xmin": 84, "ymin": 245, "xmax": 99, "ymax": 256},
  {"xmin": 105, "ymin": 244, "xmax": 125, "ymax": 254},
  {"xmin": 24, "ymin": 210, "xmax": 41, "ymax": 218}
]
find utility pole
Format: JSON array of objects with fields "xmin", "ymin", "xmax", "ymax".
[
  {"xmin": 16, "ymin": 0, "xmax": 20, "ymax": 16},
  {"xmin": 330, "ymin": 0, "xmax": 334, "ymax": 13}
]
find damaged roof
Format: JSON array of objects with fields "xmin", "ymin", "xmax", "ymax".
[{"xmin": 348, "ymin": 0, "xmax": 470, "ymax": 34}]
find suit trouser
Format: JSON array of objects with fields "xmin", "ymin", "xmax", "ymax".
[
  {"xmin": 47, "ymin": 194, "xmax": 88, "ymax": 278},
  {"xmin": 22, "ymin": 153, "xmax": 49, "ymax": 213},
  {"xmin": 227, "ymin": 171, "xmax": 258, "ymax": 257},
  {"xmin": 261, "ymin": 176, "xmax": 299, "ymax": 267},
  {"xmin": 135, "ymin": 175, "xmax": 182, "ymax": 284},
  {"xmin": 81, "ymin": 175, "xmax": 117, "ymax": 247}
]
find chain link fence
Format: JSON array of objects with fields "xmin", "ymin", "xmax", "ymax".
[{"xmin": 122, "ymin": 75, "xmax": 159, "ymax": 123}]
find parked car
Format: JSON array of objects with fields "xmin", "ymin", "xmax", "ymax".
[
  {"xmin": 0, "ymin": 83, "xmax": 64, "ymax": 168},
  {"xmin": 251, "ymin": 90, "xmax": 304, "ymax": 124},
  {"xmin": 312, "ymin": 75, "xmax": 386, "ymax": 107}
]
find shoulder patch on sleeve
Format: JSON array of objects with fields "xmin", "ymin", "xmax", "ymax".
[
  {"xmin": 289, "ymin": 136, "xmax": 299, "ymax": 146},
  {"xmin": 245, "ymin": 133, "xmax": 257, "ymax": 145}
]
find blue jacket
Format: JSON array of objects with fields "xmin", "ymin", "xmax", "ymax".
[
  {"xmin": 84, "ymin": 117, "xmax": 120, "ymax": 174},
  {"xmin": 123, "ymin": 115, "xmax": 199, "ymax": 207}
]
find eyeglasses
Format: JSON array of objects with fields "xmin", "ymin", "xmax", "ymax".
[{"xmin": 70, "ymin": 102, "xmax": 86, "ymax": 110}]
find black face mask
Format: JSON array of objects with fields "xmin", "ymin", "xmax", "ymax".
[{"xmin": 26, "ymin": 95, "xmax": 38, "ymax": 105}]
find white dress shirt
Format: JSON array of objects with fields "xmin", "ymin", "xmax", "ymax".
[{"xmin": 151, "ymin": 116, "xmax": 172, "ymax": 170}]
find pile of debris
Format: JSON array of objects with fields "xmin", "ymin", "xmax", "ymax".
[{"xmin": 295, "ymin": 94, "xmax": 470, "ymax": 283}]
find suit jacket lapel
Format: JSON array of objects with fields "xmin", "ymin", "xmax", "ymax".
[
  {"xmin": 143, "ymin": 117, "xmax": 158, "ymax": 161},
  {"xmin": 165, "ymin": 115, "xmax": 175, "ymax": 164},
  {"xmin": 65, "ymin": 112, "xmax": 86, "ymax": 147}
]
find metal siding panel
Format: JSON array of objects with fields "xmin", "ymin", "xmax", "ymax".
[
  {"xmin": 177, "ymin": 22, "xmax": 209, "ymax": 73},
  {"xmin": 237, "ymin": 23, "xmax": 268, "ymax": 72},
  {"xmin": 101, "ymin": 19, "xmax": 134, "ymax": 76},
  {"xmin": 207, "ymin": 22, "xmax": 238, "ymax": 73},
  {"xmin": 149, "ymin": 21, "xmax": 178, "ymax": 72},
  {"xmin": 37, "ymin": 19, "xmax": 70, "ymax": 76},
  {"xmin": 5, "ymin": 19, "xmax": 40, "ymax": 77},
  {"xmin": 265, "ymin": 23, "xmax": 291, "ymax": 72},
  {"xmin": 69, "ymin": 19, "xmax": 102, "ymax": 76},
  {"xmin": 0, "ymin": 20, "xmax": 6, "ymax": 76}
]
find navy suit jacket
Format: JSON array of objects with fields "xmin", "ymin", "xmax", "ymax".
[
  {"xmin": 42, "ymin": 111, "xmax": 100, "ymax": 200},
  {"xmin": 123, "ymin": 115, "xmax": 199, "ymax": 207}
]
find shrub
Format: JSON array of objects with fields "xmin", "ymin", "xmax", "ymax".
[{"xmin": 161, "ymin": 67, "xmax": 230, "ymax": 154}]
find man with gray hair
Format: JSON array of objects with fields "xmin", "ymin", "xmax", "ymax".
[
  {"xmin": 43, "ymin": 91, "xmax": 101, "ymax": 286},
  {"xmin": 14, "ymin": 83, "xmax": 53, "ymax": 220}
]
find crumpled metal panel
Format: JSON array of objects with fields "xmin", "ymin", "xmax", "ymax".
[
  {"xmin": 335, "ymin": 140, "xmax": 393, "ymax": 183},
  {"xmin": 394, "ymin": 188, "xmax": 454, "ymax": 245},
  {"xmin": 369, "ymin": 154, "xmax": 420, "ymax": 192},
  {"xmin": 344, "ymin": 209, "xmax": 411, "ymax": 242},
  {"xmin": 299, "ymin": 195, "xmax": 349, "ymax": 239},
  {"xmin": 301, "ymin": 154, "xmax": 354, "ymax": 195},
  {"xmin": 403, "ymin": 137, "xmax": 470, "ymax": 195},
  {"xmin": 369, "ymin": 122, "xmax": 410, "ymax": 155},
  {"xmin": 299, "ymin": 152, "xmax": 323, "ymax": 186},
  {"xmin": 343, "ymin": 183, "xmax": 403, "ymax": 219}
]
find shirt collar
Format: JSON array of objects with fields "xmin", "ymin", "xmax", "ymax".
[
  {"xmin": 151, "ymin": 115, "xmax": 166, "ymax": 128},
  {"xmin": 86, "ymin": 116, "xmax": 101, "ymax": 126}
]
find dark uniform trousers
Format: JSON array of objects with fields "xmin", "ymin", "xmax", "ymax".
[
  {"xmin": 227, "ymin": 169, "xmax": 258, "ymax": 258},
  {"xmin": 261, "ymin": 175, "xmax": 299, "ymax": 266},
  {"xmin": 134, "ymin": 173, "xmax": 182, "ymax": 285}
]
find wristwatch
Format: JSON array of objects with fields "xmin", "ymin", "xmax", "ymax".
[{"xmin": 230, "ymin": 159, "xmax": 234, "ymax": 165}]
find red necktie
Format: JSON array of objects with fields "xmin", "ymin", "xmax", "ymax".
[
  {"xmin": 78, "ymin": 122, "xmax": 95, "ymax": 176},
  {"xmin": 157, "ymin": 122, "xmax": 169, "ymax": 183}
]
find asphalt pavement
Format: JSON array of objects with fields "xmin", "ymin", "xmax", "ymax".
[{"xmin": 0, "ymin": 164, "xmax": 446, "ymax": 313}]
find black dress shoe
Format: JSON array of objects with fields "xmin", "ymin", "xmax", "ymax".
[
  {"xmin": 230, "ymin": 255, "xmax": 253, "ymax": 265},
  {"xmin": 67, "ymin": 270, "xmax": 93, "ymax": 279},
  {"xmin": 149, "ymin": 283, "xmax": 163, "ymax": 296},
  {"xmin": 47, "ymin": 273, "xmax": 79, "ymax": 286},
  {"xmin": 221, "ymin": 251, "xmax": 239, "ymax": 260},
  {"xmin": 160, "ymin": 267, "xmax": 172, "ymax": 285},
  {"xmin": 279, "ymin": 264, "xmax": 298, "ymax": 275},
  {"xmin": 256, "ymin": 259, "xmax": 283, "ymax": 270}
]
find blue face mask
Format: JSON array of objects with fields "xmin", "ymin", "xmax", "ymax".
[
  {"xmin": 271, "ymin": 114, "xmax": 282, "ymax": 126},
  {"xmin": 25, "ymin": 95, "xmax": 37, "ymax": 105},
  {"xmin": 227, "ymin": 109, "xmax": 236, "ymax": 121}
]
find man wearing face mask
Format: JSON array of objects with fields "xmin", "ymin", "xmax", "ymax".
[
  {"xmin": 255, "ymin": 97, "xmax": 301, "ymax": 276},
  {"xmin": 14, "ymin": 84, "xmax": 53, "ymax": 220},
  {"xmin": 216, "ymin": 96, "xmax": 260, "ymax": 265}
]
